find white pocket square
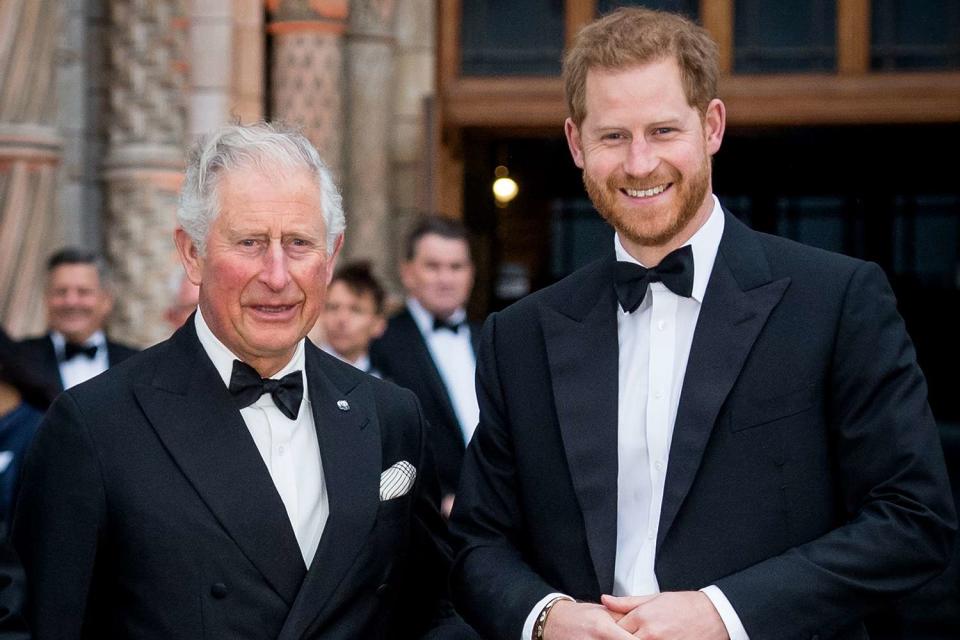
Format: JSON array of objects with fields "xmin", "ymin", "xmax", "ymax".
[{"xmin": 379, "ymin": 460, "xmax": 416, "ymax": 501}]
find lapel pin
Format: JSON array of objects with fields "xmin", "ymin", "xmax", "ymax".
[{"xmin": 337, "ymin": 400, "xmax": 350, "ymax": 411}]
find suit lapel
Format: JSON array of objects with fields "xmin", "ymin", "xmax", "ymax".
[
  {"xmin": 469, "ymin": 320, "xmax": 481, "ymax": 356},
  {"xmin": 398, "ymin": 310, "xmax": 462, "ymax": 441},
  {"xmin": 278, "ymin": 344, "xmax": 378, "ymax": 640},
  {"xmin": 657, "ymin": 213, "xmax": 790, "ymax": 548},
  {"xmin": 541, "ymin": 255, "xmax": 620, "ymax": 594},
  {"xmin": 42, "ymin": 335, "xmax": 64, "ymax": 392},
  {"xmin": 132, "ymin": 323, "xmax": 306, "ymax": 605}
]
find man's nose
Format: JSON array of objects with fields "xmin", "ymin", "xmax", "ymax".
[
  {"xmin": 63, "ymin": 291, "xmax": 83, "ymax": 307},
  {"xmin": 623, "ymin": 137, "xmax": 659, "ymax": 177},
  {"xmin": 260, "ymin": 243, "xmax": 292, "ymax": 291}
]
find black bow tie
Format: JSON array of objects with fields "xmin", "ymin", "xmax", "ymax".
[
  {"xmin": 228, "ymin": 360, "xmax": 303, "ymax": 420},
  {"xmin": 615, "ymin": 245, "xmax": 694, "ymax": 313},
  {"xmin": 433, "ymin": 316, "xmax": 463, "ymax": 333},
  {"xmin": 63, "ymin": 342, "xmax": 98, "ymax": 361}
]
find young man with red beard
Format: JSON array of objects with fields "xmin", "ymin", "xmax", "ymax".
[{"xmin": 448, "ymin": 7, "xmax": 955, "ymax": 640}]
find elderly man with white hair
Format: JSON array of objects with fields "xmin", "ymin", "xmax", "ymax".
[{"xmin": 13, "ymin": 122, "xmax": 477, "ymax": 640}]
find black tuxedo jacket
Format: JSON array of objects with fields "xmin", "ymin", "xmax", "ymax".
[
  {"xmin": 16, "ymin": 333, "xmax": 138, "ymax": 399},
  {"xmin": 449, "ymin": 212, "xmax": 956, "ymax": 640},
  {"xmin": 13, "ymin": 320, "xmax": 476, "ymax": 640},
  {"xmin": 370, "ymin": 309, "xmax": 481, "ymax": 496}
]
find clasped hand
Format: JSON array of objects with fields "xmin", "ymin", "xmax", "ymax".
[{"xmin": 542, "ymin": 591, "xmax": 729, "ymax": 640}]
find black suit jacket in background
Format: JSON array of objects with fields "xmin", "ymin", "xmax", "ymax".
[
  {"xmin": 13, "ymin": 320, "xmax": 476, "ymax": 640},
  {"xmin": 16, "ymin": 333, "xmax": 138, "ymax": 406},
  {"xmin": 370, "ymin": 309, "xmax": 481, "ymax": 497},
  {"xmin": 448, "ymin": 211, "xmax": 956, "ymax": 640}
]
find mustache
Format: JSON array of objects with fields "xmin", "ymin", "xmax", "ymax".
[
  {"xmin": 607, "ymin": 173, "xmax": 677, "ymax": 191},
  {"xmin": 54, "ymin": 307, "xmax": 95, "ymax": 314}
]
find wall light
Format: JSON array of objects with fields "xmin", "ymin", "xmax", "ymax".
[{"xmin": 492, "ymin": 165, "xmax": 518, "ymax": 207}]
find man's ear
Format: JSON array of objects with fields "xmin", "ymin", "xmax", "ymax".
[
  {"xmin": 564, "ymin": 117, "xmax": 586, "ymax": 169},
  {"xmin": 703, "ymin": 98, "xmax": 726, "ymax": 156},
  {"xmin": 97, "ymin": 288, "xmax": 114, "ymax": 319},
  {"xmin": 174, "ymin": 228, "xmax": 203, "ymax": 286},
  {"xmin": 399, "ymin": 260, "xmax": 414, "ymax": 292},
  {"xmin": 325, "ymin": 234, "xmax": 345, "ymax": 285},
  {"xmin": 371, "ymin": 316, "xmax": 387, "ymax": 340}
]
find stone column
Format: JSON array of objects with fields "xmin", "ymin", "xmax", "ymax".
[
  {"xmin": 341, "ymin": 0, "xmax": 397, "ymax": 271},
  {"xmin": 387, "ymin": 0, "xmax": 435, "ymax": 292},
  {"xmin": 269, "ymin": 0, "xmax": 348, "ymax": 182},
  {"xmin": 188, "ymin": 0, "xmax": 265, "ymax": 137},
  {"xmin": 102, "ymin": 0, "xmax": 189, "ymax": 346},
  {"xmin": 0, "ymin": 0, "xmax": 64, "ymax": 336}
]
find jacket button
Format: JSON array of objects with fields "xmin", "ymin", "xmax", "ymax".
[
  {"xmin": 210, "ymin": 583, "xmax": 228, "ymax": 599},
  {"xmin": 376, "ymin": 583, "xmax": 390, "ymax": 598}
]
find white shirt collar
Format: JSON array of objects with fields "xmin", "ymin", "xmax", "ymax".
[
  {"xmin": 613, "ymin": 194, "xmax": 725, "ymax": 304},
  {"xmin": 406, "ymin": 297, "xmax": 467, "ymax": 335},
  {"xmin": 193, "ymin": 307, "xmax": 307, "ymax": 400}
]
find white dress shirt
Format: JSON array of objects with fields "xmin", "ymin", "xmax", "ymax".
[
  {"xmin": 522, "ymin": 197, "xmax": 748, "ymax": 640},
  {"xmin": 407, "ymin": 298, "xmax": 479, "ymax": 445},
  {"xmin": 320, "ymin": 345, "xmax": 380, "ymax": 378},
  {"xmin": 53, "ymin": 330, "xmax": 109, "ymax": 389},
  {"xmin": 195, "ymin": 310, "xmax": 328, "ymax": 568}
]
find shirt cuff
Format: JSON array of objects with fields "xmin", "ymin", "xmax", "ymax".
[
  {"xmin": 700, "ymin": 585, "xmax": 750, "ymax": 640},
  {"xmin": 521, "ymin": 593, "xmax": 572, "ymax": 640}
]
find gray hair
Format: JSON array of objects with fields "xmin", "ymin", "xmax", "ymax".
[{"xmin": 177, "ymin": 122, "xmax": 345, "ymax": 254}]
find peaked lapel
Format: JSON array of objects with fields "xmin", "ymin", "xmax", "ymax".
[
  {"xmin": 278, "ymin": 344, "xmax": 379, "ymax": 640},
  {"xmin": 541, "ymin": 254, "xmax": 620, "ymax": 595},
  {"xmin": 132, "ymin": 322, "xmax": 307, "ymax": 606},
  {"xmin": 657, "ymin": 213, "xmax": 790, "ymax": 549},
  {"xmin": 39, "ymin": 335, "xmax": 64, "ymax": 392},
  {"xmin": 396, "ymin": 310, "xmax": 461, "ymax": 436},
  {"xmin": 469, "ymin": 320, "xmax": 481, "ymax": 356}
]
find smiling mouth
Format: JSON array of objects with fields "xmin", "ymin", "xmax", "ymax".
[
  {"xmin": 251, "ymin": 304, "xmax": 297, "ymax": 314},
  {"xmin": 622, "ymin": 183, "xmax": 670, "ymax": 198}
]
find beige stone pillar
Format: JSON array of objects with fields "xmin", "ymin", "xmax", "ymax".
[
  {"xmin": 387, "ymin": 0, "xmax": 435, "ymax": 292},
  {"xmin": 102, "ymin": 0, "xmax": 189, "ymax": 347},
  {"xmin": 340, "ymin": 0, "xmax": 397, "ymax": 272},
  {"xmin": 269, "ymin": 0, "xmax": 348, "ymax": 182},
  {"xmin": 188, "ymin": 0, "xmax": 265, "ymax": 137},
  {"xmin": 0, "ymin": 0, "xmax": 64, "ymax": 336}
]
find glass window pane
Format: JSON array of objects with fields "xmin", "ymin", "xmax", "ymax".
[
  {"xmin": 596, "ymin": 0, "xmax": 699, "ymax": 20},
  {"xmin": 461, "ymin": 0, "xmax": 565, "ymax": 76},
  {"xmin": 892, "ymin": 195, "xmax": 960, "ymax": 286},
  {"xmin": 775, "ymin": 196, "xmax": 850, "ymax": 254},
  {"xmin": 550, "ymin": 199, "xmax": 613, "ymax": 278},
  {"xmin": 871, "ymin": 0, "xmax": 960, "ymax": 71},
  {"xmin": 734, "ymin": 0, "xmax": 836, "ymax": 73}
]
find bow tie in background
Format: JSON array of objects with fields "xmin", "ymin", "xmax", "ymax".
[
  {"xmin": 228, "ymin": 360, "xmax": 303, "ymax": 420},
  {"xmin": 63, "ymin": 342, "xmax": 98, "ymax": 361},
  {"xmin": 615, "ymin": 244, "xmax": 695, "ymax": 313},
  {"xmin": 433, "ymin": 316, "xmax": 463, "ymax": 333}
]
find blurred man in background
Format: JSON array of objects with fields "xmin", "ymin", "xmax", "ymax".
[
  {"xmin": 17, "ymin": 248, "xmax": 137, "ymax": 395},
  {"xmin": 370, "ymin": 216, "xmax": 479, "ymax": 515},
  {"xmin": 320, "ymin": 262, "xmax": 386, "ymax": 376},
  {"xmin": 164, "ymin": 269, "xmax": 200, "ymax": 331}
]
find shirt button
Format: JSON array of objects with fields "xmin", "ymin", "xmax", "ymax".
[
  {"xmin": 647, "ymin": 531, "xmax": 655, "ymax": 540},
  {"xmin": 654, "ymin": 389, "xmax": 664, "ymax": 399},
  {"xmin": 655, "ymin": 460, "xmax": 664, "ymax": 471},
  {"xmin": 278, "ymin": 446, "xmax": 285, "ymax": 455},
  {"xmin": 657, "ymin": 320, "xmax": 667, "ymax": 331}
]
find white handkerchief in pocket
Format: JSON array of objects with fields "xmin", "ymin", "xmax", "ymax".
[{"xmin": 379, "ymin": 460, "xmax": 417, "ymax": 501}]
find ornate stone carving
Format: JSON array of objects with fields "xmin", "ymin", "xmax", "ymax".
[
  {"xmin": 269, "ymin": 1, "xmax": 349, "ymax": 183},
  {"xmin": 102, "ymin": 0, "xmax": 188, "ymax": 346}
]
